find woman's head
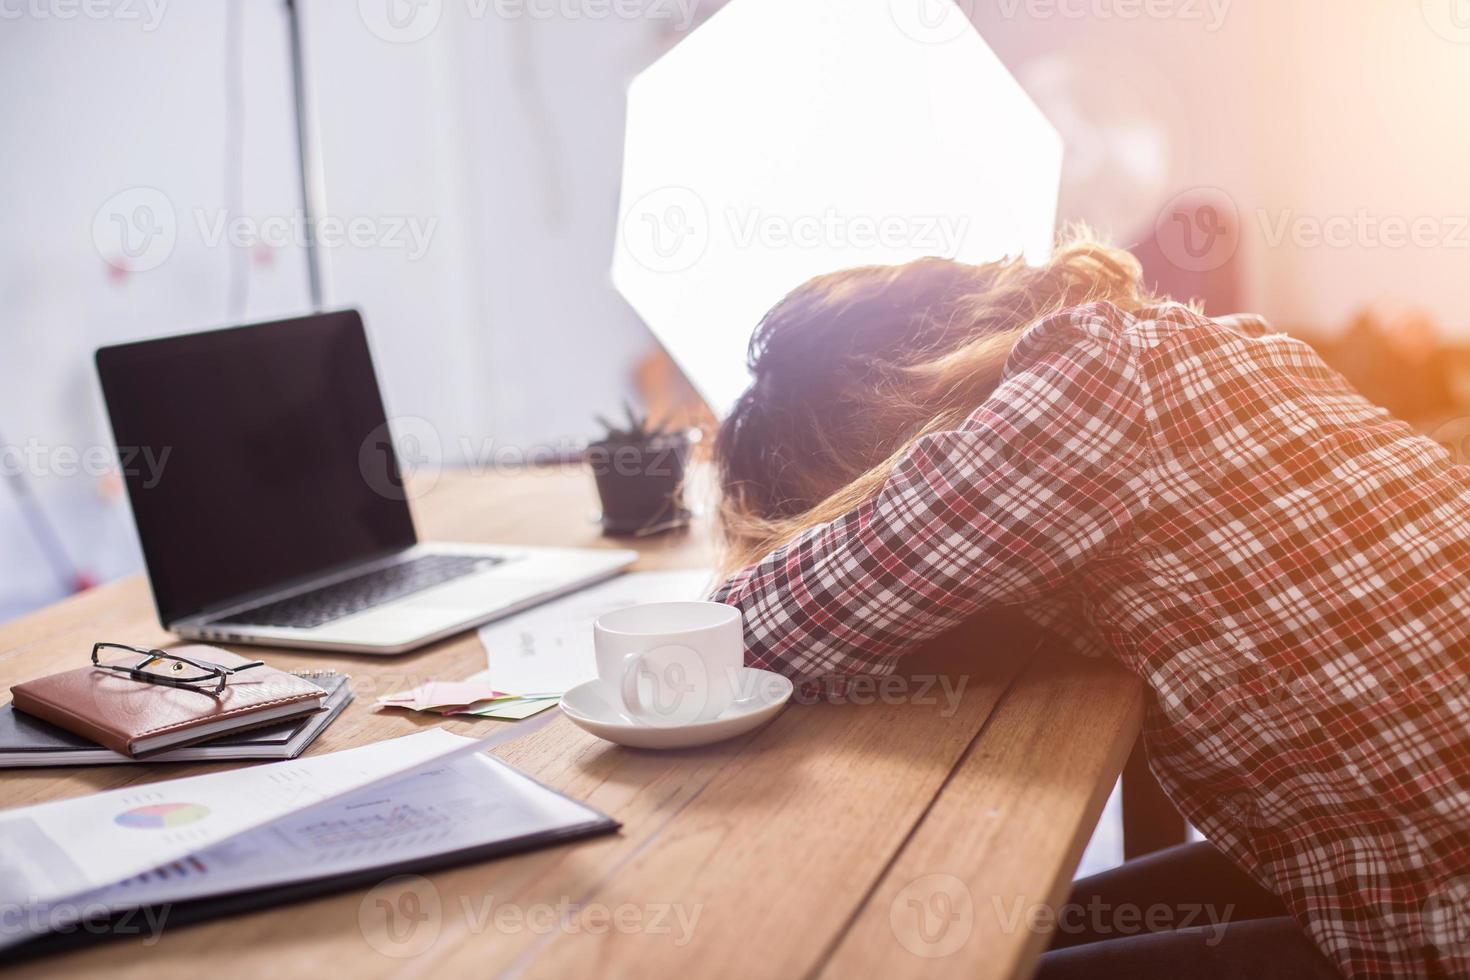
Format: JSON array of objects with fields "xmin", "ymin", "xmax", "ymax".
[{"xmin": 714, "ymin": 230, "xmax": 1165, "ymax": 571}]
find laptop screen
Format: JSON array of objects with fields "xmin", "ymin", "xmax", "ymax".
[{"xmin": 96, "ymin": 310, "xmax": 418, "ymax": 625}]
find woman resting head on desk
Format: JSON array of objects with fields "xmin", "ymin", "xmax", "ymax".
[{"xmin": 708, "ymin": 230, "xmax": 1470, "ymax": 980}]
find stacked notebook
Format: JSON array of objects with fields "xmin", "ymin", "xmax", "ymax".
[{"xmin": 2, "ymin": 653, "xmax": 352, "ymax": 767}]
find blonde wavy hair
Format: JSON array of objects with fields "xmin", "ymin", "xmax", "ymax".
[{"xmin": 714, "ymin": 230, "xmax": 1170, "ymax": 574}]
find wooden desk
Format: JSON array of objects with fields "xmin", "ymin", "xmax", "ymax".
[{"xmin": 0, "ymin": 467, "xmax": 1143, "ymax": 979}]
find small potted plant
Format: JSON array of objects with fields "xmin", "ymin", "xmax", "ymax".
[{"xmin": 586, "ymin": 403, "xmax": 694, "ymax": 537}]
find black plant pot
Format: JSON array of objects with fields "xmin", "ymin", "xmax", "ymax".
[{"xmin": 586, "ymin": 432, "xmax": 692, "ymax": 537}]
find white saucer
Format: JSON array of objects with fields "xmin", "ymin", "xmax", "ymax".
[{"xmin": 560, "ymin": 667, "xmax": 793, "ymax": 749}]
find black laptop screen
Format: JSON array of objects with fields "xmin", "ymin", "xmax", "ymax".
[{"xmin": 96, "ymin": 310, "xmax": 418, "ymax": 625}]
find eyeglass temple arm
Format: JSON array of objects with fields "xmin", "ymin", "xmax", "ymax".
[{"xmin": 222, "ymin": 660, "xmax": 266, "ymax": 674}]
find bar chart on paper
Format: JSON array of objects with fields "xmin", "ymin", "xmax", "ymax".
[
  {"xmin": 291, "ymin": 802, "xmax": 456, "ymax": 850},
  {"xmin": 0, "ymin": 729, "xmax": 485, "ymax": 921},
  {"xmin": 83, "ymin": 752, "xmax": 607, "ymax": 912}
]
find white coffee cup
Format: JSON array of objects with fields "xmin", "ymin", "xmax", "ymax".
[{"xmin": 593, "ymin": 601, "xmax": 744, "ymax": 727}]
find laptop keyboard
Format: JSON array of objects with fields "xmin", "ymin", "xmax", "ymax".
[{"xmin": 215, "ymin": 554, "xmax": 500, "ymax": 630}]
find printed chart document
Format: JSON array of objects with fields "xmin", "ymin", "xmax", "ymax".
[
  {"xmin": 0, "ymin": 726, "xmax": 613, "ymax": 951},
  {"xmin": 81, "ymin": 753, "xmax": 602, "ymax": 910},
  {"xmin": 476, "ymin": 568, "xmax": 715, "ymax": 695}
]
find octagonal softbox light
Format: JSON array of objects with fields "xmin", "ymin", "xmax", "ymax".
[{"xmin": 612, "ymin": 0, "xmax": 1063, "ymax": 417}]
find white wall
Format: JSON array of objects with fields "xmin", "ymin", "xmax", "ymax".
[
  {"xmin": 1, "ymin": 3, "xmax": 311, "ymax": 612},
  {"xmin": 297, "ymin": 0, "xmax": 667, "ymax": 453},
  {"xmin": 0, "ymin": 0, "xmax": 686, "ymax": 614},
  {"xmin": 1, "ymin": 3, "xmax": 308, "ymax": 463},
  {"xmin": 258, "ymin": 1, "xmax": 681, "ymax": 457}
]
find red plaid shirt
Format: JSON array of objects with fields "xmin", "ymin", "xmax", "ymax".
[{"xmin": 711, "ymin": 301, "xmax": 1470, "ymax": 978}]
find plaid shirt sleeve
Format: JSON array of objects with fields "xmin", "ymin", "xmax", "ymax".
[{"xmin": 710, "ymin": 305, "xmax": 1156, "ymax": 681}]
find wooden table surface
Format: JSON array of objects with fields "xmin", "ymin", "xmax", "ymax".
[{"xmin": 0, "ymin": 466, "xmax": 1143, "ymax": 979}]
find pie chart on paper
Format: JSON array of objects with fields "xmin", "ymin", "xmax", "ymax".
[{"xmin": 113, "ymin": 802, "xmax": 211, "ymax": 829}]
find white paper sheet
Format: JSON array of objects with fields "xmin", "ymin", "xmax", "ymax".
[
  {"xmin": 0, "ymin": 729, "xmax": 484, "ymax": 931},
  {"xmin": 77, "ymin": 751, "xmax": 603, "ymax": 911},
  {"xmin": 475, "ymin": 569, "xmax": 716, "ymax": 695}
]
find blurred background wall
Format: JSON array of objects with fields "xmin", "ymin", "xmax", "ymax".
[
  {"xmin": 0, "ymin": 1, "xmax": 721, "ymax": 616},
  {"xmin": 5, "ymin": 0, "xmax": 1470, "ymax": 618}
]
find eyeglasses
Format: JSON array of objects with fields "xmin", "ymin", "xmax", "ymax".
[{"xmin": 90, "ymin": 643, "xmax": 264, "ymax": 695}]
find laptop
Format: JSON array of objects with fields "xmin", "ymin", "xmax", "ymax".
[{"xmin": 95, "ymin": 309, "xmax": 636, "ymax": 655}]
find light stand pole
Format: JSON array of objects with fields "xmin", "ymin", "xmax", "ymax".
[{"xmin": 284, "ymin": 0, "xmax": 326, "ymax": 310}]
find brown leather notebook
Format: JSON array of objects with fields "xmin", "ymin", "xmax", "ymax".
[{"xmin": 9, "ymin": 647, "xmax": 326, "ymax": 758}]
